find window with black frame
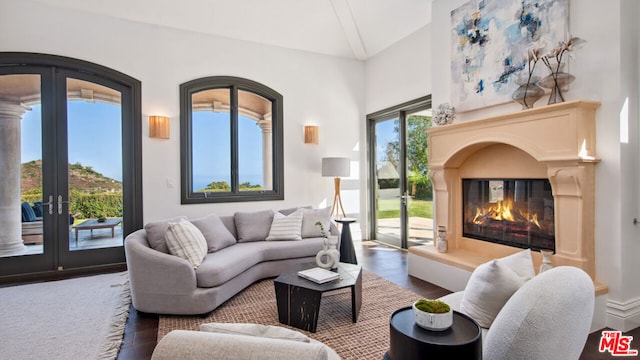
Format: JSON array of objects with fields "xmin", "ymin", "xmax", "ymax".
[{"xmin": 180, "ymin": 76, "xmax": 284, "ymax": 203}]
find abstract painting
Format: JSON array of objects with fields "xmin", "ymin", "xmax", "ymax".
[{"xmin": 450, "ymin": 0, "xmax": 568, "ymax": 112}]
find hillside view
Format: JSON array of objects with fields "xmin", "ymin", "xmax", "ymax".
[{"xmin": 21, "ymin": 160, "xmax": 122, "ymax": 194}]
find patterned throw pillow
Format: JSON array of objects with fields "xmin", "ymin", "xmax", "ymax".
[
  {"xmin": 164, "ymin": 219, "xmax": 208, "ymax": 269},
  {"xmin": 265, "ymin": 208, "xmax": 304, "ymax": 241}
]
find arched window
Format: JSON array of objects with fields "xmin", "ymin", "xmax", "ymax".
[{"xmin": 180, "ymin": 76, "xmax": 284, "ymax": 203}]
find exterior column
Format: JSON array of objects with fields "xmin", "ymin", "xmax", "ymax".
[
  {"xmin": 257, "ymin": 113, "xmax": 273, "ymax": 191},
  {"xmin": 0, "ymin": 100, "xmax": 28, "ymax": 256}
]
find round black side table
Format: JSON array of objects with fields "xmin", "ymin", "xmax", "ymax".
[
  {"xmin": 384, "ymin": 307, "xmax": 482, "ymax": 360},
  {"xmin": 334, "ymin": 218, "xmax": 357, "ymax": 264}
]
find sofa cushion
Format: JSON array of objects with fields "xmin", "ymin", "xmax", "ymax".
[
  {"xmin": 165, "ymin": 219, "xmax": 208, "ymax": 269},
  {"xmin": 235, "ymin": 209, "xmax": 274, "ymax": 242},
  {"xmin": 190, "ymin": 213, "xmax": 237, "ymax": 252},
  {"xmin": 459, "ymin": 259, "xmax": 527, "ymax": 328},
  {"xmin": 266, "ymin": 209, "xmax": 303, "ymax": 241},
  {"xmin": 145, "ymin": 216, "xmax": 187, "ymax": 253},
  {"xmin": 301, "ymin": 207, "xmax": 331, "ymax": 238},
  {"xmin": 195, "ymin": 239, "xmax": 324, "ymax": 288},
  {"xmin": 278, "ymin": 206, "xmax": 311, "ymax": 215}
]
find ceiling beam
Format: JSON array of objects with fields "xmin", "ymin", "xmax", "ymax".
[{"xmin": 330, "ymin": 0, "xmax": 368, "ymax": 60}]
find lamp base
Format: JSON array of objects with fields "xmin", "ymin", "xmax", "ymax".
[{"xmin": 330, "ymin": 177, "xmax": 346, "ymax": 219}]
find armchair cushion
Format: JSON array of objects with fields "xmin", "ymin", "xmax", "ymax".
[
  {"xmin": 21, "ymin": 202, "xmax": 37, "ymax": 222},
  {"xmin": 200, "ymin": 322, "xmax": 310, "ymax": 343},
  {"xmin": 459, "ymin": 259, "xmax": 526, "ymax": 328}
]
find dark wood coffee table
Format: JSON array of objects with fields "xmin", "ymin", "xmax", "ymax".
[
  {"xmin": 384, "ymin": 307, "xmax": 482, "ymax": 360},
  {"xmin": 274, "ymin": 262, "xmax": 362, "ymax": 333}
]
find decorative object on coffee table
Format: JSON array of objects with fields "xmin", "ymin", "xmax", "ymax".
[
  {"xmin": 274, "ymin": 262, "xmax": 362, "ymax": 333},
  {"xmin": 539, "ymin": 249, "xmax": 554, "ymax": 273},
  {"xmin": 314, "ymin": 221, "xmax": 339, "ymax": 269},
  {"xmin": 435, "ymin": 225, "xmax": 448, "ymax": 253},
  {"xmin": 385, "ymin": 307, "xmax": 481, "ymax": 360},
  {"xmin": 334, "ymin": 217, "xmax": 357, "ymax": 264},
  {"xmin": 412, "ymin": 299, "xmax": 452, "ymax": 331}
]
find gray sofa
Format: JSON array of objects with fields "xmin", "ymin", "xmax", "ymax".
[{"xmin": 125, "ymin": 208, "xmax": 337, "ymax": 315}]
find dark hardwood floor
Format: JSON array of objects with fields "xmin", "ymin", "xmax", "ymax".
[{"xmin": 117, "ymin": 240, "xmax": 639, "ymax": 360}]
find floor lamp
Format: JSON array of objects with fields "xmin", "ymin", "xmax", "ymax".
[{"xmin": 322, "ymin": 157, "xmax": 350, "ymax": 219}]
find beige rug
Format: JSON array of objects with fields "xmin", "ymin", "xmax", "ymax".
[{"xmin": 159, "ymin": 271, "xmax": 423, "ymax": 360}]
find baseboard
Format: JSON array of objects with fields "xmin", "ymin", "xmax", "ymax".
[
  {"xmin": 408, "ymin": 252, "xmax": 471, "ymax": 292},
  {"xmin": 606, "ymin": 297, "xmax": 640, "ymax": 332}
]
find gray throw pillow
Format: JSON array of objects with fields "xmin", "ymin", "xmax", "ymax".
[
  {"xmin": 301, "ymin": 207, "xmax": 332, "ymax": 238},
  {"xmin": 279, "ymin": 205, "xmax": 312, "ymax": 215},
  {"xmin": 144, "ymin": 216, "xmax": 187, "ymax": 253},
  {"xmin": 234, "ymin": 209, "xmax": 274, "ymax": 242},
  {"xmin": 190, "ymin": 213, "xmax": 237, "ymax": 252}
]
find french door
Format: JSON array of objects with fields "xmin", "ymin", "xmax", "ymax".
[
  {"xmin": 0, "ymin": 53, "xmax": 142, "ymax": 278},
  {"xmin": 367, "ymin": 96, "xmax": 432, "ymax": 249}
]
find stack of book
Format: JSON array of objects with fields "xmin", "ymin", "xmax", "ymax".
[{"xmin": 297, "ymin": 267, "xmax": 340, "ymax": 284}]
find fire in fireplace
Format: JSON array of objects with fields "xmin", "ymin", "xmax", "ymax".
[{"xmin": 462, "ymin": 179, "xmax": 555, "ymax": 251}]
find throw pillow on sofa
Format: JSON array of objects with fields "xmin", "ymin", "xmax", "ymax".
[
  {"xmin": 234, "ymin": 209, "xmax": 274, "ymax": 242},
  {"xmin": 164, "ymin": 219, "xmax": 208, "ymax": 269},
  {"xmin": 301, "ymin": 207, "xmax": 331, "ymax": 238},
  {"xmin": 145, "ymin": 216, "xmax": 187, "ymax": 253},
  {"xmin": 266, "ymin": 208, "xmax": 304, "ymax": 241},
  {"xmin": 190, "ymin": 213, "xmax": 237, "ymax": 252}
]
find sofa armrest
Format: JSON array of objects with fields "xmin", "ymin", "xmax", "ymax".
[
  {"xmin": 152, "ymin": 330, "xmax": 334, "ymax": 360},
  {"xmin": 124, "ymin": 230, "xmax": 197, "ymax": 296}
]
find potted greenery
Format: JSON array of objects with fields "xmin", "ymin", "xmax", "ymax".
[{"xmin": 412, "ymin": 299, "xmax": 453, "ymax": 331}]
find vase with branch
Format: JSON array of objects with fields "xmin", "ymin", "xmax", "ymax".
[
  {"xmin": 512, "ymin": 45, "xmax": 545, "ymax": 109},
  {"xmin": 538, "ymin": 36, "xmax": 586, "ymax": 104}
]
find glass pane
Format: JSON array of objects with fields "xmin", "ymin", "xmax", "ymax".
[
  {"xmin": 67, "ymin": 78, "xmax": 123, "ymax": 251},
  {"xmin": 238, "ymin": 89, "xmax": 272, "ymax": 191},
  {"xmin": 0, "ymin": 74, "xmax": 44, "ymax": 257},
  {"xmin": 191, "ymin": 88, "xmax": 231, "ymax": 193},
  {"xmin": 406, "ymin": 109, "xmax": 434, "ymax": 248},
  {"xmin": 374, "ymin": 118, "xmax": 402, "ymax": 248}
]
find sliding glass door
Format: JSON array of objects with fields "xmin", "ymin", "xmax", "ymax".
[{"xmin": 368, "ymin": 96, "xmax": 433, "ymax": 249}]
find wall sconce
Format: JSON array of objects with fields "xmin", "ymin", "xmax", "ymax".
[
  {"xmin": 149, "ymin": 115, "xmax": 170, "ymax": 139},
  {"xmin": 304, "ymin": 125, "xmax": 319, "ymax": 144}
]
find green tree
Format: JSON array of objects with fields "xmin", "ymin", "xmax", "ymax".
[{"xmin": 383, "ymin": 115, "xmax": 433, "ymax": 200}]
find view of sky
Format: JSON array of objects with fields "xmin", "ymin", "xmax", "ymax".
[{"xmin": 21, "ymin": 101, "xmax": 264, "ymax": 190}]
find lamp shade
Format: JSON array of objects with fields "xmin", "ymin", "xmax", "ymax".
[{"xmin": 322, "ymin": 157, "xmax": 350, "ymax": 177}]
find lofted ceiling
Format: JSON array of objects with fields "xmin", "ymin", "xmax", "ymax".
[{"xmin": 31, "ymin": 0, "xmax": 431, "ymax": 60}]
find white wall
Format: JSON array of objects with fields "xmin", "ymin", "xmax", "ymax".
[
  {"xmin": 430, "ymin": 0, "xmax": 640, "ymax": 331},
  {"xmin": 0, "ymin": 0, "xmax": 365, "ymax": 223}
]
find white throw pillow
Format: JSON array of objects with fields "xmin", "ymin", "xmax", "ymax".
[
  {"xmin": 164, "ymin": 219, "xmax": 208, "ymax": 269},
  {"xmin": 266, "ymin": 208, "xmax": 304, "ymax": 241},
  {"xmin": 498, "ymin": 249, "xmax": 535, "ymax": 279},
  {"xmin": 459, "ymin": 259, "xmax": 527, "ymax": 328},
  {"xmin": 301, "ymin": 207, "xmax": 332, "ymax": 238},
  {"xmin": 200, "ymin": 322, "xmax": 310, "ymax": 343}
]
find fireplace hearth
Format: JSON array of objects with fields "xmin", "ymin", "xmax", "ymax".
[{"xmin": 462, "ymin": 179, "xmax": 554, "ymax": 251}]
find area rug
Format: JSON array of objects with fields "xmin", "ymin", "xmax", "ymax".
[
  {"xmin": 0, "ymin": 271, "xmax": 130, "ymax": 360},
  {"xmin": 159, "ymin": 271, "xmax": 423, "ymax": 360}
]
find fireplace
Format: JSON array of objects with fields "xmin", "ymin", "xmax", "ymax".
[
  {"xmin": 462, "ymin": 178, "xmax": 554, "ymax": 251},
  {"xmin": 423, "ymin": 101, "xmax": 600, "ymax": 278}
]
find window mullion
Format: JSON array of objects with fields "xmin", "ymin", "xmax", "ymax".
[{"xmin": 230, "ymin": 85, "xmax": 239, "ymax": 193}]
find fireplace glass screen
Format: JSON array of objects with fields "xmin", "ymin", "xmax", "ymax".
[{"xmin": 462, "ymin": 179, "xmax": 555, "ymax": 251}]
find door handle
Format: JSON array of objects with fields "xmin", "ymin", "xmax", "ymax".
[
  {"xmin": 57, "ymin": 195, "xmax": 70, "ymax": 215},
  {"xmin": 43, "ymin": 195, "xmax": 54, "ymax": 215}
]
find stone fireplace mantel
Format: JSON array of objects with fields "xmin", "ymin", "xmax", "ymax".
[{"xmin": 425, "ymin": 100, "xmax": 601, "ymax": 280}]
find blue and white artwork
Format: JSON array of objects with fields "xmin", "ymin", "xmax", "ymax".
[{"xmin": 450, "ymin": 0, "xmax": 568, "ymax": 112}]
